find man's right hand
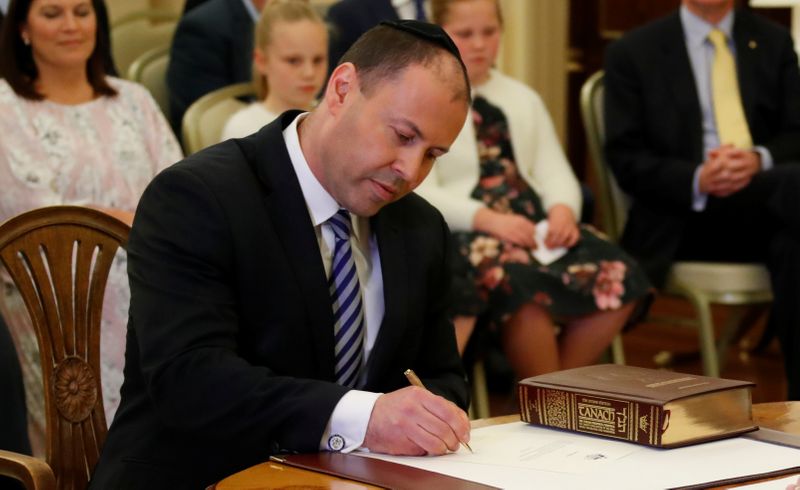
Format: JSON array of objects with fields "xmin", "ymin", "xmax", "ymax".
[
  {"xmin": 699, "ymin": 145, "xmax": 760, "ymax": 197},
  {"xmin": 362, "ymin": 386, "xmax": 470, "ymax": 456}
]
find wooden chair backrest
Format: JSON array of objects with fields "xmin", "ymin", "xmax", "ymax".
[{"xmin": 0, "ymin": 206, "xmax": 131, "ymax": 490}]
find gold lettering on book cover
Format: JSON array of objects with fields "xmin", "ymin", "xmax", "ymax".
[
  {"xmin": 577, "ymin": 401, "xmax": 616, "ymax": 435},
  {"xmin": 616, "ymin": 407, "xmax": 628, "ymax": 432},
  {"xmin": 650, "ymin": 406, "xmax": 659, "ymax": 445},
  {"xmin": 639, "ymin": 414, "xmax": 650, "ymax": 433},
  {"xmin": 543, "ymin": 390, "xmax": 569, "ymax": 428}
]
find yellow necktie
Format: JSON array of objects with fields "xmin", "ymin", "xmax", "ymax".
[{"xmin": 709, "ymin": 29, "xmax": 752, "ymax": 149}]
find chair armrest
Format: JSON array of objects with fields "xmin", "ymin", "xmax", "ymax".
[{"xmin": 0, "ymin": 449, "xmax": 56, "ymax": 490}]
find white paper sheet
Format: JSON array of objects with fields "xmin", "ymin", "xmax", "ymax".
[
  {"xmin": 531, "ymin": 221, "xmax": 568, "ymax": 265},
  {"xmin": 356, "ymin": 422, "xmax": 800, "ymax": 490}
]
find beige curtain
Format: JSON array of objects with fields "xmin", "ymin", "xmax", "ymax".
[{"xmin": 497, "ymin": 0, "xmax": 569, "ymax": 143}]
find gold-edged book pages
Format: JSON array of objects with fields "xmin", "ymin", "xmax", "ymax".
[{"xmin": 518, "ymin": 364, "xmax": 756, "ymax": 448}]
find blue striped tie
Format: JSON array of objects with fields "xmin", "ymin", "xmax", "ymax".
[{"xmin": 328, "ymin": 209, "xmax": 365, "ymax": 387}]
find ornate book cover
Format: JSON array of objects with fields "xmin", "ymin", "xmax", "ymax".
[{"xmin": 518, "ymin": 364, "xmax": 757, "ymax": 448}]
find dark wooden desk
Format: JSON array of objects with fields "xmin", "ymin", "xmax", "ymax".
[{"xmin": 214, "ymin": 402, "xmax": 800, "ymax": 489}]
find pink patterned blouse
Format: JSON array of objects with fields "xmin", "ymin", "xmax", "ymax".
[{"xmin": 0, "ymin": 77, "xmax": 182, "ymax": 455}]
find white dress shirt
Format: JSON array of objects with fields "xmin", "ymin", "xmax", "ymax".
[
  {"xmin": 282, "ymin": 114, "xmax": 383, "ymax": 453},
  {"xmin": 391, "ymin": 0, "xmax": 429, "ymax": 20}
]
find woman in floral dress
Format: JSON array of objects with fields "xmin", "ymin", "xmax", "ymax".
[
  {"xmin": 0, "ymin": 0, "xmax": 182, "ymax": 454},
  {"xmin": 420, "ymin": 0, "xmax": 652, "ymax": 379}
]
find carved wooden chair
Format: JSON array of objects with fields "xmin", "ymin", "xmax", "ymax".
[{"xmin": 0, "ymin": 206, "xmax": 131, "ymax": 490}]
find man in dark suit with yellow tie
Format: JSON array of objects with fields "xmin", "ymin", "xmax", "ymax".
[
  {"xmin": 90, "ymin": 21, "xmax": 472, "ymax": 489},
  {"xmin": 604, "ymin": 0, "xmax": 800, "ymax": 398}
]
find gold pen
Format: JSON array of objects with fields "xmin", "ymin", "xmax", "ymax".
[{"xmin": 404, "ymin": 368, "xmax": 473, "ymax": 453}]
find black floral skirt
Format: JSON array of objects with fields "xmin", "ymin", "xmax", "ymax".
[{"xmin": 450, "ymin": 225, "xmax": 652, "ymax": 327}]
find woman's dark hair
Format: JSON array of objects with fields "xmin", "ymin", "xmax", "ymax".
[{"xmin": 0, "ymin": 0, "xmax": 117, "ymax": 100}]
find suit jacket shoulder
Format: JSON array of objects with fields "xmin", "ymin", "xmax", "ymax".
[
  {"xmin": 326, "ymin": 0, "xmax": 398, "ymax": 69},
  {"xmin": 166, "ymin": 0, "xmax": 254, "ymax": 133}
]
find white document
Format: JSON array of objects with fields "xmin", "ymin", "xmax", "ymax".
[
  {"xmin": 531, "ymin": 220, "xmax": 568, "ymax": 265},
  {"xmin": 356, "ymin": 422, "xmax": 800, "ymax": 490}
]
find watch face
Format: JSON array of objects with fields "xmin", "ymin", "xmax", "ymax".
[{"xmin": 328, "ymin": 434, "xmax": 345, "ymax": 452}]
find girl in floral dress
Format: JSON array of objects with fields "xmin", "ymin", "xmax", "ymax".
[{"xmin": 419, "ymin": 0, "xmax": 652, "ymax": 379}]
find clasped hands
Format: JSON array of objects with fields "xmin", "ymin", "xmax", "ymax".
[
  {"xmin": 362, "ymin": 386, "xmax": 471, "ymax": 456},
  {"xmin": 699, "ymin": 145, "xmax": 761, "ymax": 197},
  {"xmin": 473, "ymin": 204, "xmax": 580, "ymax": 250}
]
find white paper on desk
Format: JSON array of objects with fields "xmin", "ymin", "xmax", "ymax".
[
  {"xmin": 355, "ymin": 422, "xmax": 800, "ymax": 490},
  {"xmin": 436, "ymin": 422, "xmax": 634, "ymax": 475},
  {"xmin": 531, "ymin": 220, "xmax": 568, "ymax": 265}
]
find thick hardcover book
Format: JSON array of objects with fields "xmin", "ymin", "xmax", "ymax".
[{"xmin": 518, "ymin": 364, "xmax": 757, "ymax": 448}]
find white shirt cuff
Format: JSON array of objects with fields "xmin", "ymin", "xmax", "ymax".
[
  {"xmin": 753, "ymin": 146, "xmax": 774, "ymax": 171},
  {"xmin": 319, "ymin": 390, "xmax": 381, "ymax": 453},
  {"xmin": 692, "ymin": 165, "xmax": 708, "ymax": 212}
]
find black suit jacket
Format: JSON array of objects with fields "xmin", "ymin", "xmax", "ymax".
[
  {"xmin": 89, "ymin": 112, "xmax": 468, "ymax": 489},
  {"xmin": 166, "ymin": 0, "xmax": 254, "ymax": 137},
  {"xmin": 326, "ymin": 0, "xmax": 398, "ymax": 69},
  {"xmin": 603, "ymin": 9, "xmax": 800, "ymax": 285}
]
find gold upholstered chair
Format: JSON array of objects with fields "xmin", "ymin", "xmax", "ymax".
[{"xmin": 181, "ymin": 82, "xmax": 256, "ymax": 155}]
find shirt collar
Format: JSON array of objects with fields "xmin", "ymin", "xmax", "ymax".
[
  {"xmin": 680, "ymin": 5, "xmax": 735, "ymax": 49},
  {"xmin": 282, "ymin": 113, "xmax": 340, "ymax": 227},
  {"xmin": 241, "ymin": 0, "xmax": 259, "ymax": 23}
]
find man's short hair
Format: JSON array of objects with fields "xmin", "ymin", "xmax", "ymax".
[{"xmin": 339, "ymin": 22, "xmax": 471, "ymax": 103}]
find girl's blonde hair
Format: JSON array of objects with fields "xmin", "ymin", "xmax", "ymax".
[
  {"xmin": 431, "ymin": 0, "xmax": 503, "ymax": 27},
  {"xmin": 253, "ymin": 0, "xmax": 326, "ymax": 99}
]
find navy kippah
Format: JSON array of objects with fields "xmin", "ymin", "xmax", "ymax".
[{"xmin": 379, "ymin": 19, "xmax": 463, "ymax": 62}]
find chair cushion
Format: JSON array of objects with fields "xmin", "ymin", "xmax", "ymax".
[{"xmin": 667, "ymin": 262, "xmax": 772, "ymax": 294}]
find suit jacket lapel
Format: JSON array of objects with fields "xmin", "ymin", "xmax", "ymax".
[
  {"xmin": 732, "ymin": 9, "xmax": 758, "ymax": 129},
  {"xmin": 253, "ymin": 112, "xmax": 336, "ymax": 380},
  {"xmin": 662, "ymin": 12, "xmax": 705, "ymax": 161},
  {"xmin": 363, "ymin": 208, "xmax": 408, "ymax": 386}
]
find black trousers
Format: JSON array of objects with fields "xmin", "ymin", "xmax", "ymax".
[{"xmin": 675, "ymin": 164, "xmax": 800, "ymax": 400}]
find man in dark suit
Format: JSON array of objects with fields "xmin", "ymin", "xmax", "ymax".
[
  {"xmin": 90, "ymin": 21, "xmax": 472, "ymax": 489},
  {"xmin": 604, "ymin": 0, "xmax": 800, "ymax": 398},
  {"xmin": 327, "ymin": 0, "xmax": 428, "ymax": 69},
  {"xmin": 166, "ymin": 0, "xmax": 264, "ymax": 138}
]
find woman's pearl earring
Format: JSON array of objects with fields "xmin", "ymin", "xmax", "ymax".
[{"xmin": 22, "ymin": 36, "xmax": 30, "ymax": 46}]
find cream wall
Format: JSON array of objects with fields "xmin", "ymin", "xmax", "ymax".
[{"xmin": 497, "ymin": 0, "xmax": 569, "ymax": 144}]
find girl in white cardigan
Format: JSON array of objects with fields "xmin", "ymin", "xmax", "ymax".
[
  {"xmin": 422, "ymin": 0, "xmax": 651, "ymax": 379},
  {"xmin": 221, "ymin": 0, "xmax": 327, "ymax": 140}
]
